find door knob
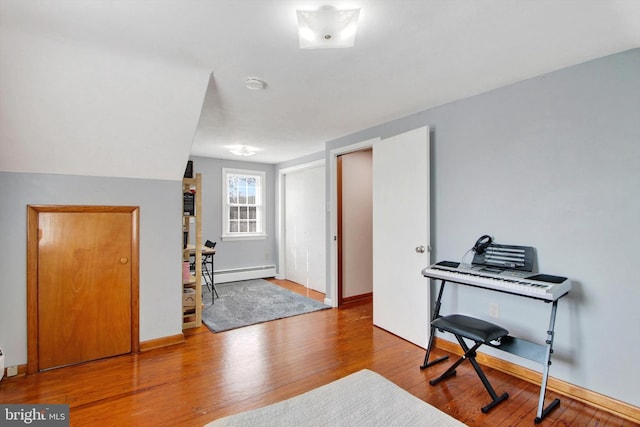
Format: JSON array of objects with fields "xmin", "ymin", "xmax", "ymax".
[
  {"xmin": 119, "ymin": 257, "xmax": 129, "ymax": 264},
  {"xmin": 415, "ymin": 246, "xmax": 425, "ymax": 253}
]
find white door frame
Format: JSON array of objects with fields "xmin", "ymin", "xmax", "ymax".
[
  {"xmin": 277, "ymin": 159, "xmax": 325, "ymax": 283},
  {"xmin": 328, "ymin": 138, "xmax": 380, "ymax": 307}
]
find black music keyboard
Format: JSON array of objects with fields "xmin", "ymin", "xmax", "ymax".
[{"xmin": 422, "ymin": 261, "xmax": 571, "ymax": 301}]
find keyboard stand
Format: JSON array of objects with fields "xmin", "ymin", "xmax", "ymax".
[
  {"xmin": 420, "ymin": 281, "xmax": 449, "ymax": 369},
  {"xmin": 420, "ymin": 279, "xmax": 566, "ymax": 423}
]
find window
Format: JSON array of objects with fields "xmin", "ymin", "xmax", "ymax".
[{"xmin": 222, "ymin": 168, "xmax": 266, "ymax": 240}]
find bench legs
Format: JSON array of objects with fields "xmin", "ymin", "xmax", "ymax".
[{"xmin": 430, "ymin": 334, "xmax": 509, "ymax": 413}]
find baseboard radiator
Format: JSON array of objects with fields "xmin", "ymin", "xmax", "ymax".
[{"xmin": 214, "ymin": 265, "xmax": 277, "ymax": 284}]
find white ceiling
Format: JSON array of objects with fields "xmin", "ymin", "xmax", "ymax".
[{"xmin": 1, "ymin": 1, "xmax": 639, "ymax": 178}]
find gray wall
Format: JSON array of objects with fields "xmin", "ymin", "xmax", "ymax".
[
  {"xmin": 1, "ymin": 48, "xmax": 637, "ymax": 408},
  {"xmin": 188, "ymin": 156, "xmax": 277, "ymax": 271},
  {"xmin": 0, "ymin": 155, "xmax": 277, "ymax": 369},
  {"xmin": 0, "ymin": 172, "xmax": 183, "ymax": 366},
  {"xmin": 305, "ymin": 48, "xmax": 638, "ymax": 406}
]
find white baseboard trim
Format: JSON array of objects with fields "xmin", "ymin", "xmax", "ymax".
[{"xmin": 214, "ymin": 265, "xmax": 277, "ymax": 284}]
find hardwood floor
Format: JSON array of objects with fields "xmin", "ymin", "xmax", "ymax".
[{"xmin": 0, "ymin": 279, "xmax": 635, "ymax": 426}]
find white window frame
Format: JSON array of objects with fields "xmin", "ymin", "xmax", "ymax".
[{"xmin": 222, "ymin": 168, "xmax": 267, "ymax": 241}]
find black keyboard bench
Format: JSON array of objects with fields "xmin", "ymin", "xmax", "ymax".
[{"xmin": 429, "ymin": 314, "xmax": 510, "ymax": 413}]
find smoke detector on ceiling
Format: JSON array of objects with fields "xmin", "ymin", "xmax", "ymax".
[{"xmin": 245, "ymin": 77, "xmax": 267, "ymax": 90}]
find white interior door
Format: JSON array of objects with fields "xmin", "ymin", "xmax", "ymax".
[
  {"xmin": 372, "ymin": 126, "xmax": 430, "ymax": 347},
  {"xmin": 285, "ymin": 165, "xmax": 326, "ymax": 293}
]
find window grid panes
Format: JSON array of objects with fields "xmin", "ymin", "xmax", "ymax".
[{"xmin": 224, "ymin": 170, "xmax": 264, "ymax": 237}]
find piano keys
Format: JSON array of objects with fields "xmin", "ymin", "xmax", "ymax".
[{"xmin": 422, "ymin": 261, "xmax": 571, "ymax": 301}]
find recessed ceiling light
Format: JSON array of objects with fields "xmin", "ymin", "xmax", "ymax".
[
  {"xmin": 296, "ymin": 6, "xmax": 360, "ymax": 49},
  {"xmin": 245, "ymin": 77, "xmax": 267, "ymax": 90}
]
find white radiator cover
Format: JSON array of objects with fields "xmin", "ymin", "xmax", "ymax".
[{"xmin": 214, "ymin": 265, "xmax": 276, "ymax": 284}]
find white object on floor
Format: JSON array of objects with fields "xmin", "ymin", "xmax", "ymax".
[{"xmin": 205, "ymin": 369, "xmax": 467, "ymax": 427}]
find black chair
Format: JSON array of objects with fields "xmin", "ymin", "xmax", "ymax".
[
  {"xmin": 202, "ymin": 240, "xmax": 218, "ymax": 300},
  {"xmin": 429, "ymin": 314, "xmax": 510, "ymax": 413}
]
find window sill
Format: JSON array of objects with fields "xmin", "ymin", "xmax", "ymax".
[{"xmin": 221, "ymin": 233, "xmax": 268, "ymax": 242}]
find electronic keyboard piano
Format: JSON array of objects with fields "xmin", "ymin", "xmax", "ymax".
[
  {"xmin": 422, "ymin": 261, "xmax": 571, "ymax": 301},
  {"xmin": 420, "ymin": 245, "xmax": 571, "ymax": 423}
]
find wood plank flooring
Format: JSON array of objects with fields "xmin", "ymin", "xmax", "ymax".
[{"xmin": 0, "ymin": 279, "xmax": 635, "ymax": 426}]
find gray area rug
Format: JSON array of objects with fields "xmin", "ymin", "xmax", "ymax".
[
  {"xmin": 205, "ymin": 369, "xmax": 468, "ymax": 426},
  {"xmin": 202, "ymin": 279, "xmax": 330, "ymax": 333}
]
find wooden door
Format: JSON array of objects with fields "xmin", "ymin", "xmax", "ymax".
[
  {"xmin": 27, "ymin": 205, "xmax": 139, "ymax": 372},
  {"xmin": 372, "ymin": 126, "xmax": 430, "ymax": 347}
]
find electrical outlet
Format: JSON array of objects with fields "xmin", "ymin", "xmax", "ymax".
[
  {"xmin": 489, "ymin": 303, "xmax": 500, "ymax": 318},
  {"xmin": 7, "ymin": 365, "xmax": 18, "ymax": 377}
]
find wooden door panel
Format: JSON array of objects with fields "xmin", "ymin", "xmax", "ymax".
[{"xmin": 37, "ymin": 211, "xmax": 132, "ymax": 370}]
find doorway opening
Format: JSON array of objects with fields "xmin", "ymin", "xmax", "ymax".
[
  {"xmin": 337, "ymin": 149, "xmax": 373, "ymax": 305},
  {"xmin": 328, "ymin": 137, "xmax": 378, "ymax": 307}
]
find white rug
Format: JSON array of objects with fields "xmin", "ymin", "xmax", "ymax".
[{"xmin": 205, "ymin": 369, "xmax": 467, "ymax": 426}]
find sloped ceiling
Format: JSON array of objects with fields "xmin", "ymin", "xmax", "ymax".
[{"xmin": 1, "ymin": 1, "xmax": 639, "ymax": 180}]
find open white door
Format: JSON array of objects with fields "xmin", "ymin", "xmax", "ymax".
[{"xmin": 372, "ymin": 126, "xmax": 430, "ymax": 347}]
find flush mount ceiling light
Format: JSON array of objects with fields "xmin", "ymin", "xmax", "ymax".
[
  {"xmin": 227, "ymin": 145, "xmax": 258, "ymax": 157},
  {"xmin": 245, "ymin": 77, "xmax": 266, "ymax": 90},
  {"xmin": 296, "ymin": 5, "xmax": 360, "ymax": 49}
]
